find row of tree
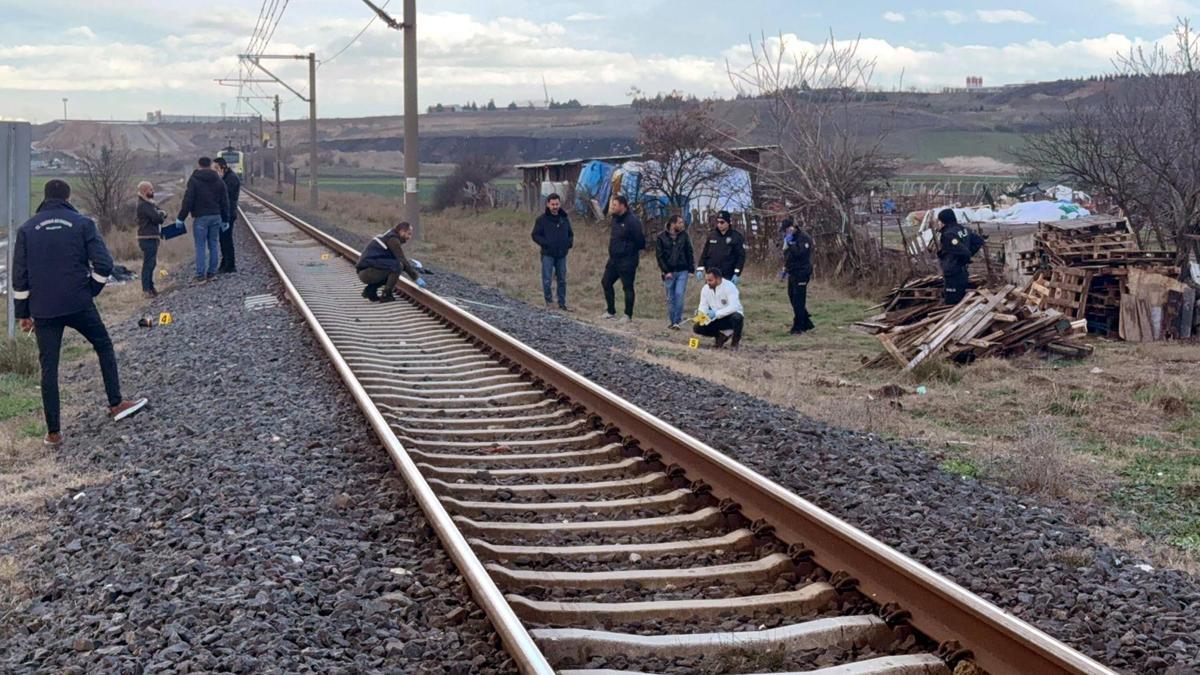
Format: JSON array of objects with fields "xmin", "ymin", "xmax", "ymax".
[{"xmin": 427, "ymin": 99, "xmax": 584, "ymax": 114}]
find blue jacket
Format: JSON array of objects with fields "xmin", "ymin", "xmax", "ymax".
[{"xmin": 13, "ymin": 199, "xmax": 114, "ymax": 319}]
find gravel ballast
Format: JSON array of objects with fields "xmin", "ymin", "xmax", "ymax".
[
  {"xmin": 0, "ymin": 225, "xmax": 514, "ymax": 674},
  {"xmin": 294, "ymin": 208, "xmax": 1200, "ymax": 674}
]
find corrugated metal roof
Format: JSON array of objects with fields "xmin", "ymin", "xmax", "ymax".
[{"xmin": 513, "ymin": 144, "xmax": 777, "ymax": 170}]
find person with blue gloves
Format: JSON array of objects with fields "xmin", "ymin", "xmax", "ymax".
[
  {"xmin": 214, "ymin": 157, "xmax": 240, "ymax": 274},
  {"xmin": 782, "ymin": 218, "xmax": 815, "ymax": 334},
  {"xmin": 355, "ymin": 221, "xmax": 425, "ymax": 303},
  {"xmin": 175, "ymin": 156, "xmax": 230, "ymax": 283},
  {"xmin": 693, "ymin": 267, "xmax": 744, "ymax": 349},
  {"xmin": 697, "ymin": 210, "xmax": 746, "ymax": 287}
]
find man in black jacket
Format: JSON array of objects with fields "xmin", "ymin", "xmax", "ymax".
[
  {"xmin": 655, "ymin": 214, "xmax": 694, "ymax": 330},
  {"xmin": 697, "ymin": 210, "xmax": 747, "ymax": 285},
  {"xmin": 13, "ymin": 180, "xmax": 148, "ymax": 446},
  {"xmin": 135, "ymin": 181, "xmax": 165, "ymax": 298},
  {"xmin": 214, "ymin": 157, "xmax": 240, "ymax": 274},
  {"xmin": 782, "ymin": 218, "xmax": 815, "ymax": 334},
  {"xmin": 175, "ymin": 157, "xmax": 229, "ymax": 282},
  {"xmin": 355, "ymin": 221, "xmax": 426, "ymax": 302},
  {"xmin": 936, "ymin": 209, "xmax": 973, "ymax": 304},
  {"xmin": 530, "ymin": 193, "xmax": 573, "ymax": 310},
  {"xmin": 600, "ymin": 195, "xmax": 645, "ymax": 322}
]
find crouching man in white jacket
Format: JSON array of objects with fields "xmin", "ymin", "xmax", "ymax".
[{"xmin": 694, "ymin": 267, "xmax": 744, "ymax": 349}]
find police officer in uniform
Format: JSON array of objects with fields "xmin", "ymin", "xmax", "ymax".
[
  {"xmin": 782, "ymin": 218, "xmax": 815, "ymax": 334},
  {"xmin": 696, "ymin": 210, "xmax": 747, "ymax": 285},
  {"xmin": 936, "ymin": 208, "xmax": 973, "ymax": 305}
]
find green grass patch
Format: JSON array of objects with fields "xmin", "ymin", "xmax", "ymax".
[
  {"xmin": 0, "ymin": 336, "xmax": 40, "ymax": 378},
  {"xmin": 19, "ymin": 419, "xmax": 43, "ymax": 438},
  {"xmin": 941, "ymin": 458, "xmax": 981, "ymax": 479},
  {"xmin": 0, "ymin": 373, "xmax": 40, "ymax": 421},
  {"xmin": 1113, "ymin": 451, "xmax": 1200, "ymax": 556}
]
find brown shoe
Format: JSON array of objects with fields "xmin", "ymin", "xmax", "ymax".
[
  {"xmin": 109, "ymin": 398, "xmax": 149, "ymax": 421},
  {"xmin": 714, "ymin": 332, "xmax": 729, "ymax": 349},
  {"xmin": 44, "ymin": 432, "xmax": 63, "ymax": 446}
]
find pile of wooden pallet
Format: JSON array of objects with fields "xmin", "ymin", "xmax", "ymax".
[
  {"xmin": 1026, "ymin": 216, "xmax": 1180, "ymax": 336},
  {"xmin": 867, "ymin": 284, "xmax": 1091, "ymax": 370},
  {"xmin": 855, "ymin": 274, "xmax": 986, "ymax": 334}
]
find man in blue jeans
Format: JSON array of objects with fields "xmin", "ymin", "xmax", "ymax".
[
  {"xmin": 174, "ymin": 156, "xmax": 230, "ymax": 282},
  {"xmin": 655, "ymin": 215, "xmax": 694, "ymax": 330},
  {"xmin": 530, "ymin": 193, "xmax": 574, "ymax": 311}
]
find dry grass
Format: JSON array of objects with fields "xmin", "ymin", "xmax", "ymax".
[{"xmin": 276, "ymin": 186, "xmax": 1200, "ymax": 573}]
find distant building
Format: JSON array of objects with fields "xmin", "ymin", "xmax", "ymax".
[
  {"xmin": 145, "ymin": 110, "xmax": 243, "ymax": 124},
  {"xmin": 966, "ymin": 76, "xmax": 984, "ymax": 90}
]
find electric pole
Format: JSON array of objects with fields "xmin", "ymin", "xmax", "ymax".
[
  {"xmin": 61, "ymin": 98, "xmax": 68, "ymax": 121},
  {"xmin": 239, "ymin": 53, "xmax": 319, "ymax": 207},
  {"xmin": 274, "ymin": 95, "xmax": 283, "ymax": 195},
  {"xmin": 307, "ymin": 52, "xmax": 318, "ymax": 208},
  {"xmin": 403, "ymin": 0, "xmax": 419, "ymax": 237},
  {"xmin": 363, "ymin": 0, "xmax": 420, "ymax": 237}
]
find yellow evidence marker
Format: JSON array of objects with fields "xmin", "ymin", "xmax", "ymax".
[
  {"xmin": 158, "ymin": 312, "xmax": 173, "ymax": 325},
  {"xmin": 320, "ymin": 253, "xmax": 332, "ymax": 260},
  {"xmin": 159, "ymin": 269, "xmax": 169, "ymax": 277},
  {"xmin": 688, "ymin": 337, "xmax": 700, "ymax": 349}
]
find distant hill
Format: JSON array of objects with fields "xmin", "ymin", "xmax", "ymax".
[{"xmin": 32, "ymin": 78, "xmax": 1104, "ymax": 177}]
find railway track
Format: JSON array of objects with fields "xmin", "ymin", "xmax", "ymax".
[{"xmin": 240, "ymin": 193, "xmax": 1117, "ymax": 675}]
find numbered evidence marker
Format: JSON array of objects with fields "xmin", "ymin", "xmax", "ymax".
[
  {"xmin": 688, "ymin": 337, "xmax": 700, "ymax": 349},
  {"xmin": 320, "ymin": 253, "xmax": 332, "ymax": 260},
  {"xmin": 158, "ymin": 312, "xmax": 173, "ymax": 325},
  {"xmin": 159, "ymin": 269, "xmax": 169, "ymax": 277}
]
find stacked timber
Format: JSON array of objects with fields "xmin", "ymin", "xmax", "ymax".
[
  {"xmin": 855, "ymin": 274, "xmax": 985, "ymax": 334},
  {"xmin": 869, "ymin": 284, "xmax": 1091, "ymax": 370}
]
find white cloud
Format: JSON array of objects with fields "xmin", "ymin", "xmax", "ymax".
[
  {"xmin": 1108, "ymin": 0, "xmax": 1198, "ymax": 25},
  {"xmin": 65, "ymin": 26, "xmax": 96, "ymax": 39},
  {"xmin": 882, "ymin": 11, "xmax": 906, "ymax": 22},
  {"xmin": 977, "ymin": 9, "xmax": 1039, "ymax": 24},
  {"xmin": 565, "ymin": 12, "xmax": 605, "ymax": 21},
  {"xmin": 939, "ymin": 10, "xmax": 969, "ymax": 24}
]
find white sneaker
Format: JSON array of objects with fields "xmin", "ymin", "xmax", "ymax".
[
  {"xmin": 601, "ymin": 313, "xmax": 618, "ymax": 321},
  {"xmin": 109, "ymin": 398, "xmax": 149, "ymax": 421},
  {"xmin": 617, "ymin": 316, "xmax": 632, "ymax": 324}
]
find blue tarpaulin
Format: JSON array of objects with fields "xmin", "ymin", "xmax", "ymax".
[{"xmin": 574, "ymin": 160, "xmax": 614, "ymax": 215}]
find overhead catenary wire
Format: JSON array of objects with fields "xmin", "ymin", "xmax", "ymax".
[{"xmin": 321, "ymin": 0, "xmax": 390, "ymax": 68}]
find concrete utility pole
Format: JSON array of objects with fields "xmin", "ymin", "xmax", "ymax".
[
  {"xmin": 403, "ymin": 0, "xmax": 419, "ymax": 237},
  {"xmin": 363, "ymin": 0, "xmax": 421, "ymax": 237},
  {"xmin": 274, "ymin": 95, "xmax": 283, "ymax": 195},
  {"xmin": 1, "ymin": 122, "xmax": 32, "ymax": 339},
  {"xmin": 240, "ymin": 53, "xmax": 319, "ymax": 207},
  {"xmin": 61, "ymin": 98, "xmax": 68, "ymax": 121},
  {"xmin": 307, "ymin": 52, "xmax": 318, "ymax": 208}
]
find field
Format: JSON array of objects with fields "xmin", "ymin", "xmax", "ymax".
[{"xmin": 269, "ymin": 183, "xmax": 1200, "ymax": 572}]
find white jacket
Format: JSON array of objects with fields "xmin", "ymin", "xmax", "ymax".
[{"xmin": 699, "ymin": 279, "xmax": 743, "ymax": 319}]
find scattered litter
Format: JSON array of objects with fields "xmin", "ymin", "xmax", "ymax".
[
  {"xmin": 916, "ymin": 386, "xmax": 927, "ymax": 395},
  {"xmin": 1136, "ymin": 563, "xmax": 1154, "ymax": 573},
  {"xmin": 72, "ymin": 491, "xmax": 86, "ymax": 501},
  {"xmin": 244, "ymin": 294, "xmax": 280, "ymax": 311},
  {"xmin": 389, "ymin": 566, "xmax": 412, "ymax": 576},
  {"xmin": 290, "ymin": 555, "xmax": 304, "ymax": 565}
]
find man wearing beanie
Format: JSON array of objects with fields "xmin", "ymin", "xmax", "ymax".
[
  {"xmin": 936, "ymin": 208, "xmax": 973, "ymax": 304},
  {"xmin": 781, "ymin": 218, "xmax": 815, "ymax": 334}
]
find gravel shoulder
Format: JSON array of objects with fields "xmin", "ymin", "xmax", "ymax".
[
  {"xmin": 0, "ymin": 225, "xmax": 514, "ymax": 674},
  {"xmin": 296, "ymin": 209, "xmax": 1200, "ymax": 674}
]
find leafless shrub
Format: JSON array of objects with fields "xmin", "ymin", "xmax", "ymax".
[
  {"xmin": 637, "ymin": 102, "xmax": 737, "ymax": 217},
  {"xmin": 725, "ymin": 31, "xmax": 897, "ymax": 281},
  {"xmin": 993, "ymin": 416, "xmax": 1078, "ymax": 498},
  {"xmin": 1015, "ymin": 18, "xmax": 1200, "ymax": 275},
  {"xmin": 433, "ymin": 155, "xmax": 504, "ymax": 212},
  {"xmin": 76, "ymin": 134, "xmax": 137, "ymax": 233}
]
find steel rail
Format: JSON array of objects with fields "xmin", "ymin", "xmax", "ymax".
[
  {"xmin": 239, "ymin": 200, "xmax": 555, "ymax": 675},
  {"xmin": 243, "ymin": 190, "xmax": 1118, "ymax": 675}
]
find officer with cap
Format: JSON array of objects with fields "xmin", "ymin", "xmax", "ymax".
[
  {"xmin": 696, "ymin": 210, "xmax": 747, "ymax": 285},
  {"xmin": 936, "ymin": 208, "xmax": 974, "ymax": 304}
]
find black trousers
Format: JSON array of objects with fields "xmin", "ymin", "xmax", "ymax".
[
  {"xmin": 943, "ymin": 268, "xmax": 969, "ymax": 305},
  {"xmin": 34, "ymin": 304, "xmax": 123, "ymax": 433},
  {"xmin": 359, "ymin": 267, "xmax": 400, "ymax": 294},
  {"xmin": 693, "ymin": 313, "xmax": 744, "ymax": 340},
  {"xmin": 787, "ymin": 277, "xmax": 814, "ymax": 331},
  {"xmin": 218, "ymin": 214, "xmax": 236, "ymax": 272},
  {"xmin": 601, "ymin": 257, "xmax": 638, "ymax": 317},
  {"xmin": 138, "ymin": 238, "xmax": 159, "ymax": 293}
]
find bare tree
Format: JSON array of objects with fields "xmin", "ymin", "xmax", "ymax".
[
  {"xmin": 1017, "ymin": 19, "xmax": 1200, "ymax": 277},
  {"xmin": 433, "ymin": 155, "xmax": 504, "ymax": 212},
  {"xmin": 637, "ymin": 102, "xmax": 736, "ymax": 216},
  {"xmin": 726, "ymin": 31, "xmax": 896, "ymax": 279},
  {"xmin": 76, "ymin": 135, "xmax": 137, "ymax": 233}
]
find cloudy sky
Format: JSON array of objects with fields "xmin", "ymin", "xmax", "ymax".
[{"xmin": 0, "ymin": 0, "xmax": 1192, "ymax": 122}]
